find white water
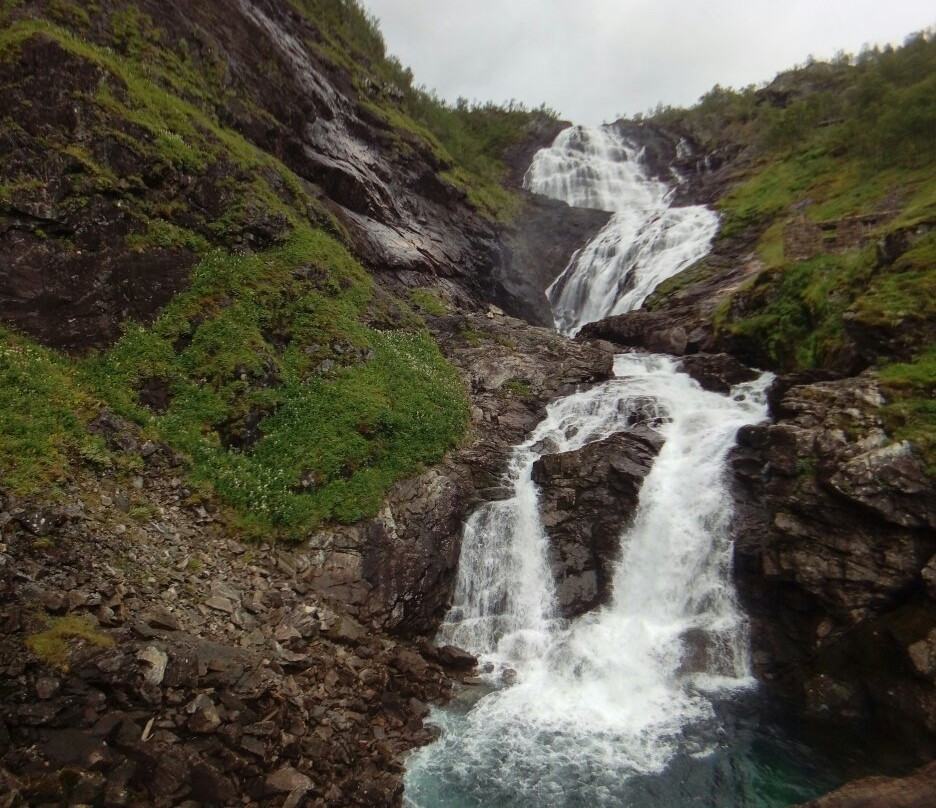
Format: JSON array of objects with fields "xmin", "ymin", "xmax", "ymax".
[
  {"xmin": 404, "ymin": 125, "xmax": 771, "ymax": 807},
  {"xmin": 405, "ymin": 357, "xmax": 771, "ymax": 806},
  {"xmin": 524, "ymin": 125, "xmax": 719, "ymax": 336}
]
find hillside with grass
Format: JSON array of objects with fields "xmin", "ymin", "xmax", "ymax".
[
  {"xmin": 0, "ymin": 0, "xmax": 560, "ymax": 539},
  {"xmin": 638, "ymin": 32, "xmax": 935, "ymax": 472}
]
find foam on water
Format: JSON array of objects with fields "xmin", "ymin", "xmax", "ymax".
[{"xmin": 405, "ymin": 356, "xmax": 772, "ymax": 806}]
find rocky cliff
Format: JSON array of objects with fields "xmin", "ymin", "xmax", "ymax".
[{"xmin": 578, "ymin": 36, "xmax": 936, "ymax": 789}]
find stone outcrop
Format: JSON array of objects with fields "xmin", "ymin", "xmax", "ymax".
[
  {"xmin": 531, "ymin": 427, "xmax": 664, "ymax": 617},
  {"xmin": 577, "ymin": 249, "xmax": 766, "ymax": 356},
  {"xmin": 492, "ymin": 196, "xmax": 610, "ymax": 326},
  {"xmin": 301, "ymin": 311, "xmax": 615, "ymax": 635},
  {"xmin": 730, "ymin": 373, "xmax": 936, "ymax": 743},
  {"xmin": 794, "ymin": 760, "xmax": 936, "ymax": 808},
  {"xmin": 677, "ymin": 352, "xmax": 760, "ymax": 394}
]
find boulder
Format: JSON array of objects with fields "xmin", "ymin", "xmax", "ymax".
[
  {"xmin": 794, "ymin": 760, "xmax": 936, "ymax": 808},
  {"xmin": 531, "ymin": 427, "xmax": 664, "ymax": 617},
  {"xmin": 678, "ymin": 353, "xmax": 759, "ymax": 394}
]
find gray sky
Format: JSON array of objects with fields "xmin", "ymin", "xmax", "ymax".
[{"xmin": 361, "ymin": 1, "xmax": 935, "ymax": 125}]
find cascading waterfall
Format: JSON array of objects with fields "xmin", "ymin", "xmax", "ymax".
[
  {"xmin": 403, "ymin": 126, "xmax": 820, "ymax": 807},
  {"xmin": 524, "ymin": 125, "xmax": 719, "ymax": 336},
  {"xmin": 405, "ymin": 356, "xmax": 771, "ymax": 807}
]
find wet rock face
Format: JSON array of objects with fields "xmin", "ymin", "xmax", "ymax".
[
  {"xmin": 493, "ymin": 196, "xmax": 611, "ymax": 326},
  {"xmin": 0, "ymin": 36, "xmax": 200, "ymax": 352},
  {"xmin": 730, "ymin": 372, "xmax": 936, "ymax": 741},
  {"xmin": 0, "ymin": 1, "xmax": 539, "ymax": 352},
  {"xmin": 677, "ymin": 352, "xmax": 759, "ymax": 394},
  {"xmin": 532, "ymin": 427, "xmax": 664, "ymax": 618}
]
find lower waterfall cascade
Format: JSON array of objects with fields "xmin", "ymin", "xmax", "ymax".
[{"xmin": 403, "ymin": 126, "xmax": 839, "ymax": 807}]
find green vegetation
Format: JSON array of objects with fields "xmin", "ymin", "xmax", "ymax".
[
  {"xmin": 79, "ymin": 227, "xmax": 468, "ymax": 537},
  {"xmin": 0, "ymin": 329, "xmax": 110, "ymax": 494},
  {"xmin": 647, "ymin": 32, "xmax": 935, "ymax": 377},
  {"xmin": 0, "ymin": 1, "xmax": 514, "ymax": 537},
  {"xmin": 410, "ymin": 287, "xmax": 449, "ymax": 316},
  {"xmin": 0, "ymin": 12, "xmax": 327, "ymax": 251},
  {"xmin": 26, "ymin": 614, "xmax": 115, "ymax": 672},
  {"xmin": 879, "ymin": 345, "xmax": 936, "ymax": 475},
  {"xmin": 498, "ymin": 379, "xmax": 533, "ymax": 400},
  {"xmin": 0, "ymin": 228, "xmax": 468, "ymax": 538}
]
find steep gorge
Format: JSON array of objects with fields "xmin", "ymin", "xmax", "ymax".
[{"xmin": 0, "ymin": 2, "xmax": 934, "ymax": 806}]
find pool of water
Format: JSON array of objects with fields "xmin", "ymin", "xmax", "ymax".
[{"xmin": 404, "ymin": 689, "xmax": 844, "ymax": 808}]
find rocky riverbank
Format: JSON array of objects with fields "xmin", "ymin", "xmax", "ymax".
[{"xmin": 0, "ymin": 309, "xmax": 614, "ymax": 807}]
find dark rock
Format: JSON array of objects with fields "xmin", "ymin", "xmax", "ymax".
[
  {"xmin": 730, "ymin": 373, "xmax": 936, "ymax": 740},
  {"xmin": 13, "ymin": 507, "xmax": 61, "ymax": 537},
  {"xmin": 190, "ymin": 760, "xmax": 237, "ymax": 804},
  {"xmin": 143, "ymin": 606, "xmax": 181, "ymax": 632},
  {"xmin": 41, "ymin": 729, "xmax": 112, "ymax": 769},
  {"xmin": 429, "ymin": 644, "xmax": 478, "ymax": 670},
  {"xmin": 793, "ymin": 760, "xmax": 936, "ymax": 808},
  {"xmin": 265, "ymin": 765, "xmax": 313, "ymax": 794},
  {"xmin": 532, "ymin": 427, "xmax": 664, "ymax": 617},
  {"xmin": 493, "ymin": 195, "xmax": 610, "ymax": 326},
  {"xmin": 678, "ymin": 353, "xmax": 759, "ymax": 394},
  {"xmin": 186, "ymin": 695, "xmax": 222, "ymax": 733}
]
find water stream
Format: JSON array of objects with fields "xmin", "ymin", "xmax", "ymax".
[
  {"xmin": 525, "ymin": 125, "xmax": 718, "ymax": 336},
  {"xmin": 403, "ymin": 126, "xmax": 837, "ymax": 806}
]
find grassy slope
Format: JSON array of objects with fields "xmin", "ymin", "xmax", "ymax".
[
  {"xmin": 647, "ymin": 33, "xmax": 936, "ymax": 471},
  {"xmin": 0, "ymin": 0, "xmax": 555, "ymax": 537}
]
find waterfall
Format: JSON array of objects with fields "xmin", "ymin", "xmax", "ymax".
[
  {"xmin": 524, "ymin": 125, "xmax": 719, "ymax": 336},
  {"xmin": 403, "ymin": 126, "xmax": 779, "ymax": 807},
  {"xmin": 406, "ymin": 357, "xmax": 771, "ymax": 807}
]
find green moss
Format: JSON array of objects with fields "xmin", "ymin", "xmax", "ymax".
[
  {"xmin": 499, "ymin": 379, "xmax": 533, "ymax": 399},
  {"xmin": 720, "ymin": 249, "xmax": 876, "ymax": 370},
  {"xmin": 644, "ymin": 259, "xmax": 714, "ymax": 310},
  {"xmin": 0, "ymin": 19, "xmax": 325, "ymax": 245},
  {"xmin": 75, "ymin": 226, "xmax": 468, "ymax": 538},
  {"xmin": 0, "ymin": 329, "xmax": 102, "ymax": 495},
  {"xmin": 458, "ymin": 325, "xmax": 488, "ymax": 347},
  {"xmin": 26, "ymin": 615, "xmax": 114, "ymax": 672},
  {"xmin": 878, "ymin": 345, "xmax": 936, "ymax": 476},
  {"xmin": 849, "ymin": 231, "xmax": 936, "ymax": 327},
  {"xmin": 409, "ymin": 287, "xmax": 448, "ymax": 316},
  {"xmin": 126, "ymin": 219, "xmax": 211, "ymax": 253}
]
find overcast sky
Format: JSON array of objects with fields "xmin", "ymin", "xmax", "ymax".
[{"xmin": 361, "ymin": 1, "xmax": 935, "ymax": 125}]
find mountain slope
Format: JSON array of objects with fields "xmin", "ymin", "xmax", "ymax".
[{"xmin": 0, "ymin": 0, "xmax": 568, "ymax": 538}]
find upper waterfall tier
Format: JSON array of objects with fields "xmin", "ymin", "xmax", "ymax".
[{"xmin": 524, "ymin": 125, "xmax": 719, "ymax": 335}]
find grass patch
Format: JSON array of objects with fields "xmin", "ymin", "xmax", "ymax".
[
  {"xmin": 498, "ymin": 379, "xmax": 533, "ymax": 399},
  {"xmin": 410, "ymin": 287, "xmax": 448, "ymax": 316},
  {"xmin": 879, "ymin": 345, "xmax": 936, "ymax": 476},
  {"xmin": 76, "ymin": 226, "xmax": 468, "ymax": 538},
  {"xmin": 0, "ymin": 224, "xmax": 469, "ymax": 538},
  {"xmin": 720, "ymin": 249, "xmax": 876, "ymax": 370},
  {"xmin": 26, "ymin": 614, "xmax": 114, "ymax": 672},
  {"xmin": 0, "ymin": 329, "xmax": 109, "ymax": 495}
]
